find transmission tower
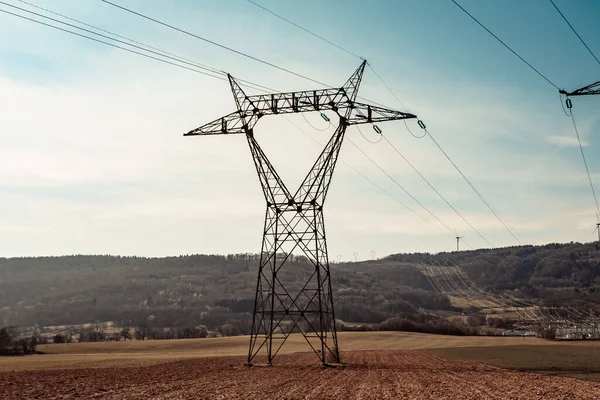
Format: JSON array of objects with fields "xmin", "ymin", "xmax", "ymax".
[{"xmin": 184, "ymin": 60, "xmax": 416, "ymax": 366}]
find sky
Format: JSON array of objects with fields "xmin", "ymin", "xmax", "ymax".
[{"xmin": 0, "ymin": 0, "xmax": 599, "ymax": 260}]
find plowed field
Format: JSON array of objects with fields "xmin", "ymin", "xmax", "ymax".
[
  {"xmin": 2, "ymin": 350, "xmax": 600, "ymax": 399},
  {"xmin": 5, "ymin": 332, "xmax": 571, "ymax": 372}
]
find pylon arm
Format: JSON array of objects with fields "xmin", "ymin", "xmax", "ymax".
[
  {"xmin": 345, "ymin": 102, "xmax": 417, "ymax": 125},
  {"xmin": 559, "ymin": 81, "xmax": 600, "ymax": 97},
  {"xmin": 184, "ymin": 111, "xmax": 248, "ymax": 136},
  {"xmin": 183, "ymin": 89, "xmax": 351, "ymax": 136},
  {"xmin": 245, "ymin": 88, "xmax": 347, "ymax": 114}
]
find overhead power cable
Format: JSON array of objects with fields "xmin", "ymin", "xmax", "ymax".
[
  {"xmin": 549, "ymin": 0, "xmax": 600, "ymax": 67},
  {"xmin": 434, "ymin": 258, "xmax": 538, "ymax": 310},
  {"xmin": 382, "ymin": 135, "xmax": 493, "ymax": 247},
  {"xmin": 345, "ymin": 137, "xmax": 456, "ymax": 240},
  {"xmin": 245, "ymin": 0, "xmax": 523, "ymax": 246},
  {"xmin": 569, "ymin": 109, "xmax": 600, "ymax": 219},
  {"xmin": 0, "ymin": 7, "xmax": 227, "ymax": 81},
  {"xmin": 3, "ymin": 1, "xmax": 275, "ymax": 93},
  {"xmin": 426, "ymin": 132, "xmax": 523, "ymax": 245},
  {"xmin": 450, "ymin": 0, "xmax": 559, "ymax": 90},
  {"xmin": 15, "ymin": 0, "xmax": 220, "ymax": 73},
  {"xmin": 99, "ymin": 0, "xmax": 329, "ymax": 87},
  {"xmin": 98, "ymin": 0, "xmax": 394, "ymax": 110},
  {"xmin": 356, "ymin": 125, "xmax": 383, "ymax": 144},
  {"xmin": 367, "ymin": 61, "xmax": 522, "ymax": 245},
  {"xmin": 245, "ymin": 0, "xmax": 362, "ymax": 60}
]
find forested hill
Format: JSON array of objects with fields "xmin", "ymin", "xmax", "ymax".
[{"xmin": 1, "ymin": 241, "xmax": 599, "ymax": 329}]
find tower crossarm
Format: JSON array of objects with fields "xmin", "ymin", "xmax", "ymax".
[
  {"xmin": 344, "ymin": 102, "xmax": 417, "ymax": 125},
  {"xmin": 183, "ymin": 88, "xmax": 353, "ymax": 136},
  {"xmin": 184, "ymin": 97, "xmax": 417, "ymax": 136},
  {"xmin": 184, "ymin": 111, "xmax": 248, "ymax": 136},
  {"xmin": 560, "ymin": 80, "xmax": 600, "ymax": 97}
]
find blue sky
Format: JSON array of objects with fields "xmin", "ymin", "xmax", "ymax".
[{"xmin": 0, "ymin": 0, "xmax": 599, "ymax": 259}]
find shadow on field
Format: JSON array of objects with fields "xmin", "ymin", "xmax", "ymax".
[{"xmin": 422, "ymin": 344, "xmax": 600, "ymax": 382}]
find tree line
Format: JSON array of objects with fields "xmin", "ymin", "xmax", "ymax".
[
  {"xmin": 0, "ymin": 326, "xmax": 43, "ymax": 355},
  {"xmin": 1, "ymin": 242, "xmax": 599, "ymax": 336}
]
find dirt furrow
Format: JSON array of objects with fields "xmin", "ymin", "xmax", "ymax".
[{"xmin": 2, "ymin": 350, "xmax": 600, "ymax": 399}]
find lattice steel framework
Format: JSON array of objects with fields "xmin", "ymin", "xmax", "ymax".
[
  {"xmin": 560, "ymin": 81, "xmax": 600, "ymax": 97},
  {"xmin": 184, "ymin": 61, "xmax": 416, "ymax": 365}
]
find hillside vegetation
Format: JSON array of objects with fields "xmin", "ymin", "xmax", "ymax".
[{"xmin": 1, "ymin": 242, "xmax": 599, "ymax": 331}]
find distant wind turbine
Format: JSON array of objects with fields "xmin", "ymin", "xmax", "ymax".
[{"xmin": 454, "ymin": 230, "xmax": 464, "ymax": 252}]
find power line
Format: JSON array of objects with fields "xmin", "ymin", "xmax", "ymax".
[
  {"xmin": 366, "ymin": 59, "xmax": 522, "ymax": 245},
  {"xmin": 425, "ymin": 131, "xmax": 523, "ymax": 245},
  {"xmin": 366, "ymin": 63, "xmax": 409, "ymax": 111},
  {"xmin": 16, "ymin": 0, "xmax": 221, "ymax": 74},
  {"xmin": 5, "ymin": 1, "xmax": 275, "ymax": 93},
  {"xmin": 2, "ymin": 2, "xmax": 225, "ymax": 75},
  {"xmin": 346, "ymin": 136, "xmax": 457, "ymax": 240},
  {"xmin": 356, "ymin": 124, "xmax": 383, "ymax": 144},
  {"xmin": 98, "ymin": 0, "xmax": 395, "ymax": 110},
  {"xmin": 99, "ymin": 0, "xmax": 329, "ymax": 87},
  {"xmin": 243, "ymin": 0, "xmax": 413, "ymax": 113},
  {"xmin": 382, "ymin": 135, "xmax": 494, "ymax": 247},
  {"xmin": 450, "ymin": 0, "xmax": 559, "ymax": 90},
  {"xmin": 549, "ymin": 0, "xmax": 600, "ymax": 67},
  {"xmin": 245, "ymin": 0, "xmax": 362, "ymax": 60},
  {"xmin": 0, "ymin": 7, "xmax": 227, "ymax": 81},
  {"xmin": 569, "ymin": 109, "xmax": 600, "ymax": 219}
]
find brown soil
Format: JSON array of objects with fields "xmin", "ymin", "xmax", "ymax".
[
  {"xmin": 2, "ymin": 350, "xmax": 600, "ymax": 399},
  {"xmin": 6, "ymin": 332, "xmax": 575, "ymax": 372}
]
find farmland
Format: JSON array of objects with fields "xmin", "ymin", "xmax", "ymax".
[
  {"xmin": 2, "ymin": 332, "xmax": 600, "ymax": 399},
  {"xmin": 425, "ymin": 344, "xmax": 600, "ymax": 382},
  {"xmin": 0, "ymin": 331, "xmax": 573, "ymax": 372}
]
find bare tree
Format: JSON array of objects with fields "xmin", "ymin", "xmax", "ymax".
[
  {"xmin": 0, "ymin": 328, "xmax": 12, "ymax": 352},
  {"xmin": 120, "ymin": 328, "xmax": 132, "ymax": 341},
  {"xmin": 197, "ymin": 325, "xmax": 208, "ymax": 338},
  {"xmin": 135, "ymin": 315, "xmax": 155, "ymax": 341},
  {"xmin": 219, "ymin": 324, "xmax": 238, "ymax": 337}
]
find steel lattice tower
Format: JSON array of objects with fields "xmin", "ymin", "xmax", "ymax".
[{"xmin": 184, "ymin": 61, "xmax": 416, "ymax": 365}]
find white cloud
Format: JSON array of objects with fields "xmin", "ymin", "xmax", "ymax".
[
  {"xmin": 1, "ymin": 2, "xmax": 599, "ymax": 259},
  {"xmin": 547, "ymin": 135, "xmax": 588, "ymax": 147}
]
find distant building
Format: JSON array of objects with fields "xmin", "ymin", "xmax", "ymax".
[{"xmin": 502, "ymin": 330, "xmax": 526, "ymax": 337}]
